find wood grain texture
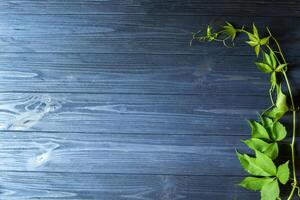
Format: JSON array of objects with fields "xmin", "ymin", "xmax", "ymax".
[
  {"xmin": 0, "ymin": 0, "xmax": 298, "ymax": 17},
  {"xmin": 0, "ymin": 15, "xmax": 298, "ymax": 55},
  {"xmin": 0, "ymin": 131, "xmax": 251, "ymax": 175},
  {"xmin": 0, "ymin": 130, "xmax": 297, "ymax": 176},
  {"xmin": 0, "ymin": 172, "xmax": 259, "ymax": 200},
  {"xmin": 0, "ymin": 93, "xmax": 270, "ymax": 134},
  {"xmin": 0, "ymin": 53, "xmax": 281, "ymax": 94},
  {"xmin": 0, "ymin": 0, "xmax": 299, "ymax": 199}
]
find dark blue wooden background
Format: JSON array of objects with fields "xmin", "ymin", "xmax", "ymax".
[{"xmin": 0, "ymin": 0, "xmax": 299, "ymax": 199}]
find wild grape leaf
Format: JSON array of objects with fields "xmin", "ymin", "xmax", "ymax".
[
  {"xmin": 243, "ymin": 138, "xmax": 278, "ymax": 159},
  {"xmin": 272, "ymin": 121, "xmax": 287, "ymax": 141},
  {"xmin": 277, "ymin": 161, "xmax": 290, "ymax": 184},
  {"xmin": 271, "ymin": 72, "xmax": 277, "ymax": 86},
  {"xmin": 255, "ymin": 62, "xmax": 273, "ymax": 73},
  {"xmin": 260, "ymin": 37, "xmax": 270, "ymax": 45},
  {"xmin": 275, "ymin": 63, "xmax": 287, "ymax": 72},
  {"xmin": 261, "ymin": 179, "xmax": 279, "ymax": 200},
  {"xmin": 239, "ymin": 177, "xmax": 273, "ymax": 191},
  {"xmin": 260, "ymin": 116, "xmax": 273, "ymax": 133},
  {"xmin": 269, "ymin": 50, "xmax": 277, "ymax": 68},
  {"xmin": 266, "ymin": 85, "xmax": 289, "ymax": 121},
  {"xmin": 276, "ymin": 86, "xmax": 289, "ymax": 112},
  {"xmin": 236, "ymin": 151, "xmax": 276, "ymax": 176},
  {"xmin": 256, "ymin": 51, "xmax": 277, "ymax": 74},
  {"xmin": 243, "ymin": 138, "xmax": 270, "ymax": 152},
  {"xmin": 253, "ymin": 23, "xmax": 259, "ymax": 38},
  {"xmin": 223, "ymin": 22, "xmax": 237, "ymax": 41},
  {"xmin": 255, "ymin": 150, "xmax": 277, "ymax": 175},
  {"xmin": 255, "ymin": 45, "xmax": 260, "ymax": 56},
  {"xmin": 248, "ymin": 120, "xmax": 270, "ymax": 140},
  {"xmin": 264, "ymin": 143, "xmax": 278, "ymax": 160},
  {"xmin": 266, "ymin": 107, "xmax": 286, "ymax": 122},
  {"xmin": 246, "ymin": 25, "xmax": 260, "ymax": 56}
]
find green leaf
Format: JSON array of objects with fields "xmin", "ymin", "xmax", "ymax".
[
  {"xmin": 266, "ymin": 85, "xmax": 289, "ymax": 121},
  {"xmin": 249, "ymin": 120, "xmax": 270, "ymax": 140},
  {"xmin": 244, "ymin": 138, "xmax": 278, "ymax": 160},
  {"xmin": 275, "ymin": 64, "xmax": 287, "ymax": 72},
  {"xmin": 236, "ymin": 151, "xmax": 276, "ymax": 176},
  {"xmin": 207, "ymin": 25, "xmax": 212, "ymax": 36},
  {"xmin": 271, "ymin": 72, "xmax": 277, "ymax": 87},
  {"xmin": 223, "ymin": 22, "xmax": 237, "ymax": 40},
  {"xmin": 260, "ymin": 116, "xmax": 273, "ymax": 131},
  {"xmin": 239, "ymin": 177, "xmax": 273, "ymax": 191},
  {"xmin": 246, "ymin": 40, "xmax": 258, "ymax": 47},
  {"xmin": 253, "ymin": 23, "xmax": 259, "ymax": 38},
  {"xmin": 247, "ymin": 32, "xmax": 257, "ymax": 42},
  {"xmin": 260, "ymin": 116, "xmax": 274, "ymax": 136},
  {"xmin": 260, "ymin": 36, "xmax": 270, "ymax": 45},
  {"xmin": 276, "ymin": 85, "xmax": 288, "ymax": 111},
  {"xmin": 255, "ymin": 45, "xmax": 260, "ymax": 56},
  {"xmin": 264, "ymin": 143, "xmax": 278, "ymax": 160},
  {"xmin": 261, "ymin": 179, "xmax": 279, "ymax": 200},
  {"xmin": 266, "ymin": 107, "xmax": 286, "ymax": 122},
  {"xmin": 269, "ymin": 50, "xmax": 277, "ymax": 69},
  {"xmin": 243, "ymin": 138, "xmax": 270, "ymax": 152},
  {"xmin": 272, "ymin": 121, "xmax": 287, "ymax": 141},
  {"xmin": 263, "ymin": 51, "xmax": 272, "ymax": 66},
  {"xmin": 255, "ymin": 62, "xmax": 273, "ymax": 73},
  {"xmin": 255, "ymin": 150, "xmax": 277, "ymax": 176},
  {"xmin": 277, "ymin": 161, "xmax": 290, "ymax": 184}
]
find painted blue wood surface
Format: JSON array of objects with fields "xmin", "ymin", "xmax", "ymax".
[{"xmin": 0, "ymin": 0, "xmax": 299, "ymax": 199}]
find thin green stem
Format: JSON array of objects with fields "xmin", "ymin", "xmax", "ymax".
[
  {"xmin": 268, "ymin": 28, "xmax": 298, "ymax": 199},
  {"xmin": 284, "ymin": 71, "xmax": 297, "ymax": 200},
  {"xmin": 269, "ymin": 88, "xmax": 275, "ymax": 105}
]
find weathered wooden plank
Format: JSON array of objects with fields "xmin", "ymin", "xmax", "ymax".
[
  {"xmin": 0, "ymin": 53, "xmax": 299, "ymax": 94},
  {"xmin": 0, "ymin": 172, "xmax": 259, "ymax": 199},
  {"xmin": 0, "ymin": 131, "xmax": 295, "ymax": 175},
  {"xmin": 0, "ymin": 93, "xmax": 271, "ymax": 134},
  {"xmin": 0, "ymin": 15, "xmax": 298, "ymax": 55},
  {"xmin": 0, "ymin": 0, "xmax": 298, "ymax": 17}
]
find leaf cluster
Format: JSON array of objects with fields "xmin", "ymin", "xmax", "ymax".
[{"xmin": 191, "ymin": 22, "xmax": 295, "ymax": 200}]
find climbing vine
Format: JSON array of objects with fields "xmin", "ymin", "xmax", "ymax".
[{"xmin": 191, "ymin": 22, "xmax": 298, "ymax": 200}]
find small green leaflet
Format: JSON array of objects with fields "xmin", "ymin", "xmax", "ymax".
[
  {"xmin": 246, "ymin": 24, "xmax": 270, "ymax": 56},
  {"xmin": 239, "ymin": 177, "xmax": 273, "ymax": 191},
  {"xmin": 243, "ymin": 138, "xmax": 270, "ymax": 152},
  {"xmin": 260, "ymin": 36, "xmax": 270, "ymax": 45},
  {"xmin": 236, "ymin": 150, "xmax": 276, "ymax": 176},
  {"xmin": 264, "ymin": 143, "xmax": 278, "ymax": 160},
  {"xmin": 255, "ymin": 51, "xmax": 277, "ymax": 73},
  {"xmin": 260, "ymin": 116, "xmax": 287, "ymax": 141},
  {"xmin": 277, "ymin": 161, "xmax": 290, "ymax": 184},
  {"xmin": 266, "ymin": 85, "xmax": 289, "ymax": 121},
  {"xmin": 248, "ymin": 120, "xmax": 270, "ymax": 140},
  {"xmin": 275, "ymin": 63, "xmax": 287, "ymax": 72},
  {"xmin": 271, "ymin": 72, "xmax": 277, "ymax": 87},
  {"xmin": 206, "ymin": 25, "xmax": 218, "ymax": 42},
  {"xmin": 223, "ymin": 22, "xmax": 237, "ymax": 41},
  {"xmin": 253, "ymin": 23, "xmax": 259, "ymax": 37},
  {"xmin": 255, "ymin": 62, "xmax": 273, "ymax": 73},
  {"xmin": 260, "ymin": 116, "xmax": 273, "ymax": 133},
  {"xmin": 243, "ymin": 138, "xmax": 278, "ymax": 160},
  {"xmin": 261, "ymin": 179, "xmax": 279, "ymax": 200},
  {"xmin": 272, "ymin": 121, "xmax": 287, "ymax": 141}
]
